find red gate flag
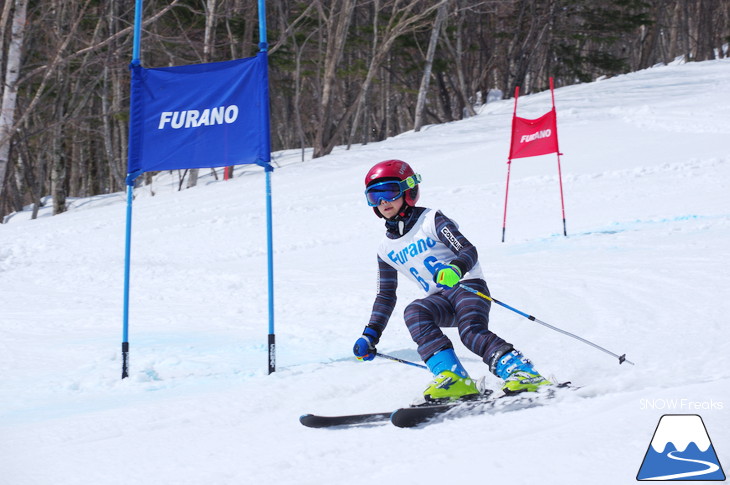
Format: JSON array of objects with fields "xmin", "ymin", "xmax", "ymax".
[
  {"xmin": 501, "ymin": 78, "xmax": 567, "ymax": 242},
  {"xmin": 509, "ymin": 108, "xmax": 559, "ymax": 159}
]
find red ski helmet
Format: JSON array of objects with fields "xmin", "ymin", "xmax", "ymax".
[{"xmin": 364, "ymin": 160, "xmax": 421, "ymax": 217}]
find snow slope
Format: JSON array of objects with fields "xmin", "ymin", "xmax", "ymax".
[{"xmin": 1, "ymin": 59, "xmax": 729, "ymax": 485}]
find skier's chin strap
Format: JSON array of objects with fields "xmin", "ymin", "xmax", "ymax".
[{"xmin": 385, "ymin": 205, "xmax": 418, "ymax": 237}]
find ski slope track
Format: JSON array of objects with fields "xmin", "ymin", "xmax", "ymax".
[{"xmin": 1, "ymin": 59, "xmax": 729, "ymax": 484}]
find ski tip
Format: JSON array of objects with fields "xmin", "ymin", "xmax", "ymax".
[
  {"xmin": 389, "ymin": 409, "xmax": 412, "ymax": 428},
  {"xmin": 299, "ymin": 414, "xmax": 319, "ymax": 428},
  {"xmin": 300, "ymin": 411, "xmax": 393, "ymax": 428}
]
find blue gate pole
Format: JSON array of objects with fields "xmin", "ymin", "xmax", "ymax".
[
  {"xmin": 122, "ymin": 182, "xmax": 134, "ymax": 378},
  {"xmin": 122, "ymin": 0, "xmax": 144, "ymax": 379},
  {"xmin": 132, "ymin": 0, "xmax": 142, "ymax": 61},
  {"xmin": 258, "ymin": 0, "xmax": 275, "ymax": 374},
  {"xmin": 265, "ymin": 167, "xmax": 275, "ymax": 374}
]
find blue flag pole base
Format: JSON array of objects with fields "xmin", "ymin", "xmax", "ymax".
[
  {"xmin": 122, "ymin": 342, "xmax": 130, "ymax": 379},
  {"xmin": 268, "ymin": 334, "xmax": 275, "ymax": 374}
]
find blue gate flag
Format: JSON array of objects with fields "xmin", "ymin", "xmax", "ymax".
[
  {"xmin": 127, "ymin": 52, "xmax": 270, "ymax": 180},
  {"xmin": 122, "ymin": 0, "xmax": 276, "ymax": 380}
]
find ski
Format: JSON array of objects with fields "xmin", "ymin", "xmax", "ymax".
[
  {"xmin": 301, "ymin": 382, "xmax": 576, "ymax": 429},
  {"xmin": 299, "ymin": 411, "xmax": 392, "ymax": 428},
  {"xmin": 391, "ymin": 382, "xmax": 575, "ymax": 428}
]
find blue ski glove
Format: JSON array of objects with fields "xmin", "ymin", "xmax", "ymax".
[
  {"xmin": 432, "ymin": 263, "xmax": 462, "ymax": 289},
  {"xmin": 353, "ymin": 327, "xmax": 380, "ymax": 361}
]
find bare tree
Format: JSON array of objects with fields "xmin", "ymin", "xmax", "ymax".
[
  {"xmin": 414, "ymin": 1, "xmax": 448, "ymax": 132},
  {"xmin": 0, "ymin": 0, "xmax": 28, "ymax": 210},
  {"xmin": 315, "ymin": 0, "xmax": 448, "ymax": 157},
  {"xmin": 312, "ymin": 0, "xmax": 356, "ymax": 159},
  {"xmin": 0, "ymin": 0, "xmax": 14, "ymax": 89},
  {"xmin": 186, "ymin": 0, "xmax": 219, "ymax": 189}
]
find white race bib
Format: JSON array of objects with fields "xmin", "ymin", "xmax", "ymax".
[{"xmin": 377, "ymin": 209, "xmax": 483, "ymax": 295}]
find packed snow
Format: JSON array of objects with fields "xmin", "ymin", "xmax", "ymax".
[{"xmin": 2, "ymin": 58, "xmax": 729, "ymax": 485}]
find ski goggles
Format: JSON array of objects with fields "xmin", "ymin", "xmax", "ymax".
[{"xmin": 364, "ymin": 174, "xmax": 421, "ymax": 207}]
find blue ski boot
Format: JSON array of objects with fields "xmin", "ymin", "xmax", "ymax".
[
  {"xmin": 423, "ymin": 349, "xmax": 479, "ymax": 402},
  {"xmin": 490, "ymin": 346, "xmax": 551, "ymax": 394}
]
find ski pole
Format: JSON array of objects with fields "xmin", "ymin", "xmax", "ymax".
[
  {"xmin": 376, "ymin": 352, "xmax": 428, "ymax": 370},
  {"xmin": 459, "ymin": 284, "xmax": 634, "ymax": 365}
]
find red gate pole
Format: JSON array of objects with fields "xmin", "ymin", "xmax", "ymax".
[
  {"xmin": 550, "ymin": 78, "xmax": 567, "ymax": 236},
  {"xmin": 501, "ymin": 160, "xmax": 513, "ymax": 243},
  {"xmin": 502, "ymin": 86, "xmax": 520, "ymax": 242}
]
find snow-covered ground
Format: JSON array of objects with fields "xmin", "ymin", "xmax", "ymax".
[{"xmin": 2, "ymin": 58, "xmax": 729, "ymax": 484}]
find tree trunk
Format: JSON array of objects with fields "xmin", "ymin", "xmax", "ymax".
[
  {"xmin": 187, "ymin": 0, "xmax": 218, "ymax": 189},
  {"xmin": 50, "ymin": 136, "xmax": 66, "ymax": 215},
  {"xmin": 0, "ymin": 0, "xmax": 28, "ymax": 212},
  {"xmin": 0, "ymin": 0, "xmax": 14, "ymax": 87},
  {"xmin": 414, "ymin": 1, "xmax": 448, "ymax": 132},
  {"xmin": 312, "ymin": 0, "xmax": 356, "ymax": 159}
]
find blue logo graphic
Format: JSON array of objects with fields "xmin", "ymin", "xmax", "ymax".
[{"xmin": 637, "ymin": 414, "xmax": 726, "ymax": 481}]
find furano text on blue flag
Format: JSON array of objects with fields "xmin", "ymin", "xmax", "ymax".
[{"xmin": 158, "ymin": 106, "xmax": 239, "ymax": 129}]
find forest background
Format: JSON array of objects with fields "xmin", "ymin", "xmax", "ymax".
[{"xmin": 0, "ymin": 0, "xmax": 727, "ymax": 221}]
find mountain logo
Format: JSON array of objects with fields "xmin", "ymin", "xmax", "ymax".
[{"xmin": 637, "ymin": 414, "xmax": 726, "ymax": 481}]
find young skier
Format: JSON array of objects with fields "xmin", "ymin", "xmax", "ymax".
[{"xmin": 353, "ymin": 160, "xmax": 551, "ymax": 401}]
